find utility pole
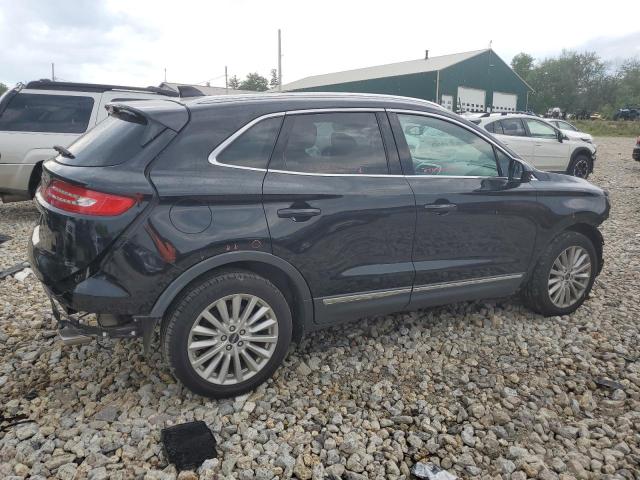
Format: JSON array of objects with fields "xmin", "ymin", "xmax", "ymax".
[
  {"xmin": 225, "ymin": 66, "xmax": 228, "ymax": 94},
  {"xmin": 51, "ymin": 63, "xmax": 55, "ymax": 81},
  {"xmin": 164, "ymin": 68, "xmax": 167, "ymax": 82},
  {"xmin": 277, "ymin": 29, "xmax": 282, "ymax": 91}
]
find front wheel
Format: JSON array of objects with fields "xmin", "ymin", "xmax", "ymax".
[
  {"xmin": 522, "ymin": 231, "xmax": 597, "ymax": 316},
  {"xmin": 568, "ymin": 154, "xmax": 592, "ymax": 179},
  {"xmin": 162, "ymin": 271, "xmax": 293, "ymax": 398}
]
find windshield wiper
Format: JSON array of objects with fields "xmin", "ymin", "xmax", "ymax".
[{"xmin": 53, "ymin": 145, "xmax": 75, "ymax": 159}]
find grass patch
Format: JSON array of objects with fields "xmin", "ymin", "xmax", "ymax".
[{"xmin": 573, "ymin": 120, "xmax": 639, "ymax": 138}]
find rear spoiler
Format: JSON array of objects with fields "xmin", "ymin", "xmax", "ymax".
[{"xmin": 106, "ymin": 99, "xmax": 189, "ymax": 132}]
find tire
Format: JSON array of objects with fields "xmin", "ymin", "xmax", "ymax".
[
  {"xmin": 567, "ymin": 154, "xmax": 592, "ymax": 179},
  {"xmin": 522, "ymin": 231, "xmax": 597, "ymax": 317},
  {"xmin": 162, "ymin": 270, "xmax": 292, "ymax": 398}
]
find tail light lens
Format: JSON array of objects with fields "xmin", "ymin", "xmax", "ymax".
[{"xmin": 40, "ymin": 178, "xmax": 135, "ymax": 216}]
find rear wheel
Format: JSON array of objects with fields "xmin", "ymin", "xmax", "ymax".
[
  {"xmin": 522, "ymin": 231, "xmax": 597, "ymax": 316},
  {"xmin": 568, "ymin": 154, "xmax": 592, "ymax": 179},
  {"xmin": 162, "ymin": 271, "xmax": 292, "ymax": 398}
]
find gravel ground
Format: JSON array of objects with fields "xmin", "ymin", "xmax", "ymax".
[{"xmin": 0, "ymin": 137, "xmax": 639, "ymax": 480}]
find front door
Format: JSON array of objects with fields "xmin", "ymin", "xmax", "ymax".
[
  {"xmin": 389, "ymin": 111, "xmax": 538, "ymax": 308},
  {"xmin": 523, "ymin": 118, "xmax": 570, "ymax": 171},
  {"xmin": 263, "ymin": 110, "xmax": 416, "ymax": 324}
]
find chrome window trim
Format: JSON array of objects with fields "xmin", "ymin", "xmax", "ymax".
[
  {"xmin": 208, "ymin": 107, "xmax": 531, "ymax": 180},
  {"xmin": 321, "ymin": 273, "xmax": 524, "ymax": 305}
]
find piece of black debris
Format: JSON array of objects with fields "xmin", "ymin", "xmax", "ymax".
[
  {"xmin": 0, "ymin": 233, "xmax": 11, "ymax": 245},
  {"xmin": 0, "ymin": 261, "xmax": 30, "ymax": 280},
  {"xmin": 161, "ymin": 420, "xmax": 217, "ymax": 471},
  {"xmin": 412, "ymin": 461, "xmax": 458, "ymax": 480},
  {"xmin": 0, "ymin": 413, "xmax": 34, "ymax": 433},
  {"xmin": 595, "ymin": 377, "xmax": 624, "ymax": 391},
  {"xmin": 24, "ymin": 390, "xmax": 38, "ymax": 401}
]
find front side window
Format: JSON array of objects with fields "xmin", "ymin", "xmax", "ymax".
[
  {"xmin": 398, "ymin": 114, "xmax": 499, "ymax": 177},
  {"xmin": 485, "ymin": 121, "xmax": 504, "ymax": 134},
  {"xmin": 0, "ymin": 93, "xmax": 94, "ymax": 133},
  {"xmin": 525, "ymin": 119, "xmax": 557, "ymax": 139},
  {"xmin": 277, "ymin": 112, "xmax": 388, "ymax": 174},
  {"xmin": 500, "ymin": 118, "xmax": 527, "ymax": 137},
  {"xmin": 217, "ymin": 116, "xmax": 283, "ymax": 169},
  {"xmin": 557, "ymin": 120, "xmax": 578, "ymax": 131}
]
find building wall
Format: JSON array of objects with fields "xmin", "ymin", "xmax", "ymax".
[
  {"xmin": 290, "ymin": 50, "xmax": 531, "ymax": 111},
  {"xmin": 292, "ymin": 71, "xmax": 438, "ymax": 102},
  {"xmin": 438, "ymin": 50, "xmax": 530, "ymax": 111}
]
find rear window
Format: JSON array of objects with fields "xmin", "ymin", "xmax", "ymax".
[
  {"xmin": 60, "ymin": 116, "xmax": 149, "ymax": 166},
  {"xmin": 0, "ymin": 93, "xmax": 94, "ymax": 133}
]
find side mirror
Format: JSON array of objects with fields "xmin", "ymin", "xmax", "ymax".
[
  {"xmin": 508, "ymin": 160, "xmax": 530, "ymax": 183},
  {"xmin": 557, "ymin": 130, "xmax": 564, "ymax": 142}
]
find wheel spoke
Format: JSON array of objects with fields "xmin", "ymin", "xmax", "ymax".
[
  {"xmin": 201, "ymin": 310, "xmax": 227, "ymax": 333},
  {"xmin": 239, "ymin": 296, "xmax": 258, "ymax": 325},
  {"xmin": 202, "ymin": 351, "xmax": 225, "ymax": 379},
  {"xmin": 232, "ymin": 295, "xmax": 242, "ymax": 321},
  {"xmin": 244, "ymin": 335, "xmax": 278, "ymax": 343},
  {"xmin": 192, "ymin": 343, "xmax": 226, "ymax": 367},
  {"xmin": 192, "ymin": 325, "xmax": 218, "ymax": 337},
  {"xmin": 232, "ymin": 349, "xmax": 243, "ymax": 383},
  {"xmin": 246, "ymin": 306, "xmax": 270, "ymax": 327},
  {"xmin": 216, "ymin": 300, "xmax": 231, "ymax": 325},
  {"xmin": 189, "ymin": 339, "xmax": 219, "ymax": 350},
  {"xmin": 549, "ymin": 281, "xmax": 563, "ymax": 295},
  {"xmin": 217, "ymin": 353, "xmax": 231, "ymax": 383},
  {"xmin": 249, "ymin": 318, "xmax": 277, "ymax": 333},
  {"xmin": 246, "ymin": 343, "xmax": 272, "ymax": 359},
  {"xmin": 240, "ymin": 350, "xmax": 260, "ymax": 372}
]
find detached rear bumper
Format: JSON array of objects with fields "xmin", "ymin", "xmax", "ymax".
[{"xmin": 633, "ymin": 147, "xmax": 640, "ymax": 161}]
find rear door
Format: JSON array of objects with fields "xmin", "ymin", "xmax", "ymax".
[
  {"xmin": 523, "ymin": 118, "xmax": 570, "ymax": 171},
  {"xmin": 262, "ymin": 109, "xmax": 416, "ymax": 324},
  {"xmin": 389, "ymin": 111, "xmax": 537, "ymax": 309},
  {"xmin": 489, "ymin": 118, "xmax": 535, "ymax": 163}
]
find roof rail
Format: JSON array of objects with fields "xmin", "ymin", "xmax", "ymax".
[{"xmin": 25, "ymin": 79, "xmax": 179, "ymax": 97}]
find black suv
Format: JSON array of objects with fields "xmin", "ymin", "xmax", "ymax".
[{"xmin": 29, "ymin": 93, "xmax": 610, "ymax": 398}]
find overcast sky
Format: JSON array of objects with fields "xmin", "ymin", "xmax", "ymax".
[{"xmin": 1, "ymin": 0, "xmax": 639, "ymax": 88}]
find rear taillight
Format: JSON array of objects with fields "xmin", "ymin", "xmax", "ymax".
[{"xmin": 40, "ymin": 178, "xmax": 135, "ymax": 216}]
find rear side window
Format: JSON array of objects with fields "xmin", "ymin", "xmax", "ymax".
[
  {"xmin": 500, "ymin": 118, "xmax": 527, "ymax": 137},
  {"xmin": 60, "ymin": 116, "xmax": 149, "ymax": 166},
  {"xmin": 485, "ymin": 121, "xmax": 504, "ymax": 134},
  {"xmin": 0, "ymin": 93, "xmax": 94, "ymax": 133},
  {"xmin": 216, "ymin": 116, "xmax": 283, "ymax": 169},
  {"xmin": 274, "ymin": 112, "xmax": 388, "ymax": 174}
]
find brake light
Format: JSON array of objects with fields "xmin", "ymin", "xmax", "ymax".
[{"xmin": 40, "ymin": 179, "xmax": 135, "ymax": 216}]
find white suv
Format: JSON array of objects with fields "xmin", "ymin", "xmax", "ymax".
[
  {"xmin": 0, "ymin": 80, "xmax": 182, "ymax": 202},
  {"xmin": 473, "ymin": 114, "xmax": 596, "ymax": 178},
  {"xmin": 545, "ymin": 118, "xmax": 595, "ymax": 145}
]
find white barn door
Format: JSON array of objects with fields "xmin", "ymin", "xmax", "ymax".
[{"xmin": 457, "ymin": 87, "xmax": 486, "ymax": 113}]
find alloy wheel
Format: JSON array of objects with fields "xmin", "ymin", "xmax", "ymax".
[
  {"xmin": 573, "ymin": 158, "xmax": 589, "ymax": 178},
  {"xmin": 187, "ymin": 294, "xmax": 279, "ymax": 385},
  {"xmin": 547, "ymin": 246, "xmax": 592, "ymax": 308}
]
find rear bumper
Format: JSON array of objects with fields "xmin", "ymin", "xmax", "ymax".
[
  {"xmin": 633, "ymin": 148, "xmax": 640, "ymax": 161},
  {"xmin": 0, "ymin": 162, "xmax": 35, "ymax": 201}
]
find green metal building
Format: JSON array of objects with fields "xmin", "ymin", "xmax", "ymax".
[{"xmin": 281, "ymin": 49, "xmax": 533, "ymax": 113}]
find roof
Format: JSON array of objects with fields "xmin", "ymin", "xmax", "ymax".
[
  {"xmin": 25, "ymin": 79, "xmax": 178, "ymax": 96},
  {"xmin": 280, "ymin": 49, "xmax": 489, "ymax": 91},
  {"xmin": 160, "ymin": 82, "xmax": 258, "ymax": 96}
]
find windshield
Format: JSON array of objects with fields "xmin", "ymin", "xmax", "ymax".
[{"xmin": 59, "ymin": 116, "xmax": 149, "ymax": 167}]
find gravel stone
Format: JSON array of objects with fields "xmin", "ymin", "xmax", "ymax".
[{"xmin": 0, "ymin": 138, "xmax": 638, "ymax": 477}]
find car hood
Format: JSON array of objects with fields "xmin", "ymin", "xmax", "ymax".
[
  {"xmin": 563, "ymin": 129, "xmax": 594, "ymax": 144},
  {"xmin": 534, "ymin": 169, "xmax": 603, "ymax": 190}
]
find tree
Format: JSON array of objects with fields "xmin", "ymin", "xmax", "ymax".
[
  {"xmin": 0, "ymin": 83, "xmax": 7, "ymax": 96},
  {"xmin": 511, "ymin": 53, "xmax": 534, "ymax": 81},
  {"xmin": 227, "ymin": 75, "xmax": 240, "ymax": 90},
  {"xmin": 269, "ymin": 68, "xmax": 279, "ymax": 88},
  {"xmin": 239, "ymin": 73, "xmax": 269, "ymax": 92}
]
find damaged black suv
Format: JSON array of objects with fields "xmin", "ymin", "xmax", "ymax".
[{"xmin": 29, "ymin": 93, "xmax": 609, "ymax": 398}]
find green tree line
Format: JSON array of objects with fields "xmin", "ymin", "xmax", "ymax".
[
  {"xmin": 227, "ymin": 69, "xmax": 280, "ymax": 92},
  {"xmin": 511, "ymin": 51, "xmax": 640, "ymax": 117}
]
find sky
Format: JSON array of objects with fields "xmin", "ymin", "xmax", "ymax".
[{"xmin": 0, "ymin": 0, "xmax": 639, "ymax": 89}]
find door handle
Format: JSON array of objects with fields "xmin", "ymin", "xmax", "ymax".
[
  {"xmin": 277, "ymin": 208, "xmax": 321, "ymax": 221},
  {"xmin": 424, "ymin": 203, "xmax": 457, "ymax": 215}
]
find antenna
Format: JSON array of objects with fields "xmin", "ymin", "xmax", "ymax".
[
  {"xmin": 278, "ymin": 29, "xmax": 282, "ymax": 91},
  {"xmin": 51, "ymin": 63, "xmax": 55, "ymax": 81}
]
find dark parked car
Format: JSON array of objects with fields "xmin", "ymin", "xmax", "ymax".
[
  {"xmin": 634, "ymin": 136, "xmax": 640, "ymax": 161},
  {"xmin": 613, "ymin": 107, "xmax": 640, "ymax": 121},
  {"xmin": 29, "ymin": 93, "xmax": 610, "ymax": 398}
]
